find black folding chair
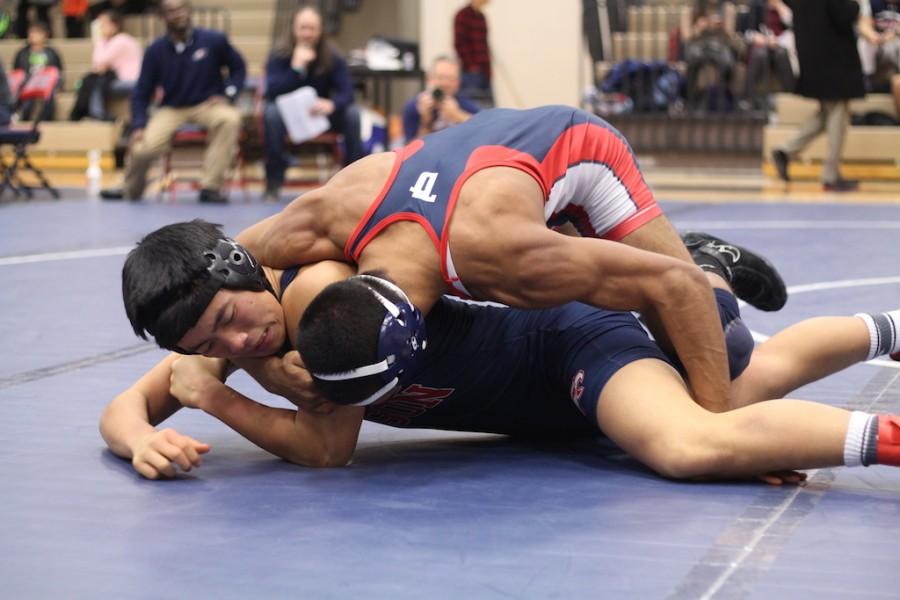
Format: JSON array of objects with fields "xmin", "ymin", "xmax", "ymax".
[{"xmin": 0, "ymin": 66, "xmax": 61, "ymax": 199}]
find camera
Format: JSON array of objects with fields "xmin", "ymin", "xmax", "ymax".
[{"xmin": 431, "ymin": 88, "xmax": 445, "ymax": 102}]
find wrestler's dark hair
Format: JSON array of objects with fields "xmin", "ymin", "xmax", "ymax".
[
  {"xmin": 122, "ymin": 219, "xmax": 225, "ymax": 351},
  {"xmin": 297, "ymin": 271, "xmax": 401, "ymax": 405}
]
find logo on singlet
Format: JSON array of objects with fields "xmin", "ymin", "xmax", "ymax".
[
  {"xmin": 409, "ymin": 171, "xmax": 439, "ymax": 203},
  {"xmin": 366, "ymin": 383, "xmax": 454, "ymax": 427},
  {"xmin": 570, "ymin": 370, "xmax": 585, "ymax": 404}
]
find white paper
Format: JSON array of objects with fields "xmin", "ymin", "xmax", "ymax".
[{"xmin": 275, "ymin": 86, "xmax": 330, "ymax": 143}]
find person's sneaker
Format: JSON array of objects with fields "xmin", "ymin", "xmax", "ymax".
[
  {"xmin": 823, "ymin": 179, "xmax": 859, "ymax": 192},
  {"xmin": 682, "ymin": 231, "xmax": 788, "ymax": 311},
  {"xmin": 262, "ymin": 185, "xmax": 280, "ymax": 203},
  {"xmin": 772, "ymin": 149, "xmax": 790, "ymax": 182},
  {"xmin": 99, "ymin": 188, "xmax": 125, "ymax": 201},
  {"xmin": 198, "ymin": 188, "xmax": 228, "ymax": 204}
]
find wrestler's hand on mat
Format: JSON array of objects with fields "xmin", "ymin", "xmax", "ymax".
[
  {"xmin": 131, "ymin": 428, "xmax": 210, "ymax": 480},
  {"xmin": 757, "ymin": 470, "xmax": 808, "ymax": 486},
  {"xmin": 169, "ymin": 356, "xmax": 227, "ymax": 411}
]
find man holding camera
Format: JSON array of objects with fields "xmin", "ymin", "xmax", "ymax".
[{"xmin": 402, "ymin": 55, "xmax": 480, "ymax": 143}]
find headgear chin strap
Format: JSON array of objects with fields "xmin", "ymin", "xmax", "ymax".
[{"xmin": 312, "ymin": 275, "xmax": 428, "ymax": 407}]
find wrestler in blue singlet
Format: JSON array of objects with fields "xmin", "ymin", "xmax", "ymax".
[{"xmin": 279, "ymin": 269, "xmax": 749, "ymax": 437}]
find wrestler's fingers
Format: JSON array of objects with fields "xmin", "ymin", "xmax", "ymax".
[
  {"xmin": 145, "ymin": 451, "xmax": 178, "ymax": 478},
  {"xmin": 133, "ymin": 459, "xmax": 161, "ymax": 480}
]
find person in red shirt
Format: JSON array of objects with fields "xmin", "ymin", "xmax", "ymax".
[{"xmin": 453, "ymin": 0, "xmax": 493, "ymax": 105}]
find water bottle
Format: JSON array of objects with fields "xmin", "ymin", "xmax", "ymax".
[{"xmin": 86, "ymin": 149, "xmax": 102, "ymax": 199}]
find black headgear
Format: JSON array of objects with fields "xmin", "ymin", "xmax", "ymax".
[
  {"xmin": 204, "ymin": 238, "xmax": 273, "ymax": 294},
  {"xmin": 171, "ymin": 238, "xmax": 274, "ymax": 355}
]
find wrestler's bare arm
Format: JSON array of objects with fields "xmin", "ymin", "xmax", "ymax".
[
  {"xmin": 238, "ymin": 154, "xmax": 397, "ymax": 269},
  {"xmin": 236, "ymin": 195, "xmax": 345, "ymax": 269},
  {"xmin": 99, "ymin": 262, "xmax": 363, "ymax": 477}
]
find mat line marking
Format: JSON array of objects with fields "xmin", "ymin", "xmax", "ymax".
[
  {"xmin": 0, "ymin": 246, "xmax": 132, "ymax": 266},
  {"xmin": 676, "ymin": 220, "xmax": 900, "ymax": 229},
  {"xmin": 0, "ymin": 343, "xmax": 157, "ymax": 390},
  {"xmin": 689, "ymin": 276, "xmax": 900, "ymax": 598}
]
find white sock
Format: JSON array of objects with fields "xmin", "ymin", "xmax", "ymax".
[
  {"xmin": 855, "ymin": 310, "xmax": 900, "ymax": 360},
  {"xmin": 843, "ymin": 410, "xmax": 878, "ymax": 467}
]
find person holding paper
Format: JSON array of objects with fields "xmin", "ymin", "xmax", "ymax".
[{"xmin": 262, "ymin": 4, "xmax": 363, "ymax": 202}]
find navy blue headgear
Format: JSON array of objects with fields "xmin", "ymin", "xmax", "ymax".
[{"xmin": 311, "ymin": 275, "xmax": 428, "ymax": 406}]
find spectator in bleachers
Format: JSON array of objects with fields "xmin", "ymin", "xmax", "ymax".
[
  {"xmin": 100, "ymin": 0, "xmax": 245, "ymax": 203},
  {"xmin": 453, "ymin": 0, "xmax": 493, "ymax": 105},
  {"xmin": 16, "ymin": 0, "xmax": 54, "ymax": 39},
  {"xmin": 741, "ymin": 0, "xmax": 795, "ymax": 110},
  {"xmin": 771, "ymin": 0, "xmax": 866, "ymax": 192},
  {"xmin": 70, "ymin": 9, "xmax": 140, "ymax": 121},
  {"xmin": 402, "ymin": 55, "xmax": 479, "ymax": 143},
  {"xmin": 858, "ymin": 0, "xmax": 899, "ymax": 91},
  {"xmin": 13, "ymin": 21, "xmax": 63, "ymax": 120},
  {"xmin": 262, "ymin": 4, "xmax": 362, "ymax": 202},
  {"xmin": 682, "ymin": 0, "xmax": 742, "ymax": 110},
  {"xmin": 62, "ymin": 0, "xmax": 88, "ymax": 37}
]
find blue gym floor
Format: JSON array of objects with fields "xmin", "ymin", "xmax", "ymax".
[{"xmin": 2, "ymin": 193, "xmax": 900, "ymax": 599}]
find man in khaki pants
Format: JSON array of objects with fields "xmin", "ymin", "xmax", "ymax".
[{"xmin": 101, "ymin": 0, "xmax": 245, "ymax": 203}]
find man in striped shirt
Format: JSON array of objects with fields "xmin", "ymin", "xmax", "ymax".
[{"xmin": 453, "ymin": 0, "xmax": 493, "ymax": 104}]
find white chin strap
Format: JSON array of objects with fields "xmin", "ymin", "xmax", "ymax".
[
  {"xmin": 313, "ymin": 356, "xmax": 394, "ymax": 381},
  {"xmin": 348, "ymin": 377, "xmax": 399, "ymax": 407},
  {"xmin": 312, "ymin": 355, "xmax": 399, "ymax": 407}
]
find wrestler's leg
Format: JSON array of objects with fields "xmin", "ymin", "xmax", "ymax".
[
  {"xmin": 730, "ymin": 314, "xmax": 884, "ymax": 409},
  {"xmin": 594, "ymin": 358, "xmax": 900, "ymax": 480}
]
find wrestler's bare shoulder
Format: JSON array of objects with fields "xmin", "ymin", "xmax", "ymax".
[{"xmin": 324, "ymin": 152, "xmax": 396, "ymax": 205}]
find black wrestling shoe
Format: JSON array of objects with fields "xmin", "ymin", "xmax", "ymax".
[{"xmin": 682, "ymin": 231, "xmax": 788, "ymax": 311}]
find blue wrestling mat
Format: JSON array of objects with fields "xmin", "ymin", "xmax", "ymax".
[{"xmin": 2, "ymin": 196, "xmax": 899, "ymax": 598}]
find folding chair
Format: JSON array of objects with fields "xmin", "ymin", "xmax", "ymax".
[{"xmin": 0, "ymin": 66, "xmax": 61, "ymax": 199}]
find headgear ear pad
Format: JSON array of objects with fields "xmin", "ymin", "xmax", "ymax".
[
  {"xmin": 205, "ymin": 239, "xmax": 271, "ymax": 293},
  {"xmin": 311, "ymin": 275, "xmax": 428, "ymax": 406}
]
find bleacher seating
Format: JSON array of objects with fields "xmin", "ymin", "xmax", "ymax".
[{"xmin": 0, "ymin": 0, "xmax": 279, "ymax": 173}]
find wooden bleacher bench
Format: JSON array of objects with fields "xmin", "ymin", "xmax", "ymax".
[
  {"xmin": 763, "ymin": 93, "xmax": 900, "ymax": 180},
  {"xmin": 627, "ymin": 5, "xmax": 687, "ymax": 35},
  {"xmin": 611, "ymin": 32, "xmax": 671, "ymax": 62},
  {"xmin": 2, "ymin": 0, "xmax": 278, "ymax": 172}
]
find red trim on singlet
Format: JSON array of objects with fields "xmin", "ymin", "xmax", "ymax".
[
  {"xmin": 601, "ymin": 204, "xmax": 664, "ymax": 241},
  {"xmin": 539, "ymin": 123, "xmax": 655, "ymax": 210},
  {"xmin": 344, "ymin": 140, "xmax": 425, "ymax": 262},
  {"xmin": 351, "ymin": 212, "xmax": 441, "ymax": 262},
  {"xmin": 437, "ymin": 145, "xmax": 548, "ymax": 296}
]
